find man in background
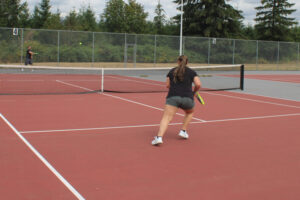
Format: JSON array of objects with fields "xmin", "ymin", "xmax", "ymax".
[{"xmin": 25, "ymin": 46, "xmax": 34, "ymax": 65}]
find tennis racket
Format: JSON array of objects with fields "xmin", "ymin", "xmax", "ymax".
[{"xmin": 195, "ymin": 91, "xmax": 205, "ymax": 105}]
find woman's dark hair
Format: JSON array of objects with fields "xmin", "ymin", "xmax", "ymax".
[{"xmin": 173, "ymin": 55, "xmax": 188, "ymax": 82}]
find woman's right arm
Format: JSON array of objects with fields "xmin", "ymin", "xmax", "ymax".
[{"xmin": 193, "ymin": 76, "xmax": 201, "ymax": 94}]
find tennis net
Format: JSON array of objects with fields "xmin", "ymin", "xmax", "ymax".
[{"xmin": 0, "ymin": 64, "xmax": 244, "ymax": 95}]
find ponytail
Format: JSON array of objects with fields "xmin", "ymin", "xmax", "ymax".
[{"xmin": 173, "ymin": 55, "xmax": 188, "ymax": 83}]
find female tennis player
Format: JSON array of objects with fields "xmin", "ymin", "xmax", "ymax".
[{"xmin": 152, "ymin": 55, "xmax": 201, "ymax": 145}]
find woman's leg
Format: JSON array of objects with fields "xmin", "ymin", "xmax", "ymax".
[
  {"xmin": 157, "ymin": 104, "xmax": 178, "ymax": 137},
  {"xmin": 181, "ymin": 109, "xmax": 194, "ymax": 131}
]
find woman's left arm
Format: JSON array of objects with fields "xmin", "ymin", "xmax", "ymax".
[{"xmin": 166, "ymin": 77, "xmax": 170, "ymax": 88}]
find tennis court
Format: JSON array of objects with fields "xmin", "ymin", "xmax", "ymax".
[
  {"xmin": 244, "ymin": 74, "xmax": 300, "ymax": 83},
  {"xmin": 1, "ymin": 65, "xmax": 300, "ymax": 200}
]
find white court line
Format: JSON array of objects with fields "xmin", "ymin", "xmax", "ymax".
[
  {"xmin": 56, "ymin": 80, "xmax": 206, "ymax": 122},
  {"xmin": 0, "ymin": 113, "xmax": 85, "ymax": 200},
  {"xmin": 56, "ymin": 80, "xmax": 94, "ymax": 92},
  {"xmin": 203, "ymin": 113, "xmax": 300, "ymax": 123},
  {"xmin": 261, "ymin": 78, "xmax": 300, "ymax": 83},
  {"xmin": 20, "ymin": 123, "xmax": 179, "ymax": 134},
  {"xmin": 20, "ymin": 113, "xmax": 300, "ymax": 134},
  {"xmin": 203, "ymin": 91, "xmax": 300, "ymax": 109}
]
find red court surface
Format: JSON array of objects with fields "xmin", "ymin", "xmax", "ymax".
[
  {"xmin": 244, "ymin": 74, "xmax": 300, "ymax": 83},
  {"xmin": 1, "ymin": 90, "xmax": 300, "ymax": 200}
]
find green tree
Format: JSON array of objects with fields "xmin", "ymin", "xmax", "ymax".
[
  {"xmin": 101, "ymin": 0, "xmax": 148, "ymax": 33},
  {"xmin": 255, "ymin": 0, "xmax": 297, "ymax": 41},
  {"xmin": 290, "ymin": 26, "xmax": 300, "ymax": 42},
  {"xmin": 124, "ymin": 0, "xmax": 148, "ymax": 33},
  {"xmin": 31, "ymin": 6, "xmax": 41, "ymax": 28},
  {"xmin": 101, "ymin": 0, "xmax": 126, "ymax": 32},
  {"xmin": 40, "ymin": 0, "xmax": 51, "ymax": 27},
  {"xmin": 164, "ymin": 19, "xmax": 180, "ymax": 35},
  {"xmin": 173, "ymin": 0, "xmax": 244, "ymax": 38},
  {"xmin": 153, "ymin": 0, "xmax": 166, "ymax": 34},
  {"xmin": 44, "ymin": 10, "xmax": 63, "ymax": 30},
  {"xmin": 78, "ymin": 5, "xmax": 97, "ymax": 31},
  {"xmin": 64, "ymin": 9, "xmax": 80, "ymax": 30},
  {"xmin": 0, "ymin": 0, "xmax": 29, "ymax": 27},
  {"xmin": 19, "ymin": 2, "xmax": 30, "ymax": 27},
  {"xmin": 32, "ymin": 0, "xmax": 52, "ymax": 28},
  {"xmin": 242, "ymin": 24, "xmax": 256, "ymax": 40}
]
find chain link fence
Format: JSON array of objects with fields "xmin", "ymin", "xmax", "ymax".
[{"xmin": 0, "ymin": 27, "xmax": 299, "ymax": 70}]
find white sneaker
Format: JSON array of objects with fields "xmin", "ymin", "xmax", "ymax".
[
  {"xmin": 179, "ymin": 130, "xmax": 189, "ymax": 139},
  {"xmin": 151, "ymin": 136, "xmax": 163, "ymax": 145}
]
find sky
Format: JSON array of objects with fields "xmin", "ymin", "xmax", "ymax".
[{"xmin": 21, "ymin": 0, "xmax": 300, "ymax": 26}]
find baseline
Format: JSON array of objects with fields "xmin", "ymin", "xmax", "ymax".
[{"xmin": 20, "ymin": 113, "xmax": 300, "ymax": 135}]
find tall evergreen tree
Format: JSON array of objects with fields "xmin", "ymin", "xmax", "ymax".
[
  {"xmin": 32, "ymin": 0, "xmax": 52, "ymax": 28},
  {"xmin": 78, "ymin": 5, "xmax": 97, "ymax": 31},
  {"xmin": 255, "ymin": 0, "xmax": 297, "ymax": 41},
  {"xmin": 31, "ymin": 6, "xmax": 41, "ymax": 28},
  {"xmin": 173, "ymin": 0, "xmax": 244, "ymax": 38},
  {"xmin": 19, "ymin": 2, "xmax": 30, "ymax": 27},
  {"xmin": 0, "ymin": 0, "xmax": 29, "ymax": 27},
  {"xmin": 44, "ymin": 10, "xmax": 63, "ymax": 30},
  {"xmin": 39, "ymin": 0, "xmax": 51, "ymax": 27},
  {"xmin": 64, "ymin": 9, "xmax": 80, "ymax": 30},
  {"xmin": 154, "ymin": 0, "xmax": 166, "ymax": 34}
]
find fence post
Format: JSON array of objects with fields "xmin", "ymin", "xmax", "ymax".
[
  {"xmin": 256, "ymin": 40, "xmax": 258, "ymax": 70},
  {"xmin": 297, "ymin": 42, "xmax": 300, "ymax": 70},
  {"xmin": 154, "ymin": 35, "xmax": 157, "ymax": 67},
  {"xmin": 124, "ymin": 33, "xmax": 127, "ymax": 68},
  {"xmin": 232, "ymin": 39, "xmax": 235, "ymax": 64},
  {"xmin": 134, "ymin": 34, "xmax": 137, "ymax": 68},
  {"xmin": 20, "ymin": 28, "xmax": 24, "ymax": 65},
  {"xmin": 92, "ymin": 32, "xmax": 95, "ymax": 67},
  {"xmin": 57, "ymin": 30, "xmax": 60, "ymax": 66},
  {"xmin": 277, "ymin": 41, "xmax": 280, "ymax": 70},
  {"xmin": 208, "ymin": 38, "xmax": 211, "ymax": 65}
]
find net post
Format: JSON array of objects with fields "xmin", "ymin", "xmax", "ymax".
[
  {"xmin": 240, "ymin": 65, "xmax": 244, "ymax": 90},
  {"xmin": 101, "ymin": 68, "xmax": 104, "ymax": 93}
]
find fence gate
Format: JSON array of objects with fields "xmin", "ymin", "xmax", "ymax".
[{"xmin": 124, "ymin": 34, "xmax": 137, "ymax": 68}]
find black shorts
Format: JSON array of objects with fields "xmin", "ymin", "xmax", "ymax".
[
  {"xmin": 25, "ymin": 58, "xmax": 32, "ymax": 65},
  {"xmin": 166, "ymin": 96, "xmax": 195, "ymax": 110}
]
